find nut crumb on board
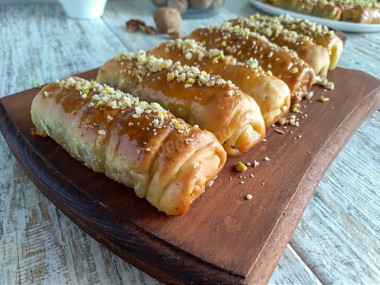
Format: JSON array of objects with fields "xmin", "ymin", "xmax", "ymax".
[{"xmin": 126, "ymin": 19, "xmax": 156, "ymax": 35}]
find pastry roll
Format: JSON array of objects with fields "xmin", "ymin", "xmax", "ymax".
[
  {"xmin": 341, "ymin": 5, "xmax": 380, "ymax": 24},
  {"xmin": 148, "ymin": 39, "xmax": 291, "ymax": 126},
  {"xmin": 31, "ymin": 77, "xmax": 226, "ymax": 215},
  {"xmin": 228, "ymin": 15, "xmax": 331, "ymax": 83},
  {"xmin": 273, "ymin": 15, "xmax": 344, "ymax": 70},
  {"xmin": 96, "ymin": 51, "xmax": 266, "ymax": 156},
  {"xmin": 259, "ymin": 0, "xmax": 342, "ymax": 20},
  {"xmin": 187, "ymin": 24, "xmax": 315, "ymax": 104}
]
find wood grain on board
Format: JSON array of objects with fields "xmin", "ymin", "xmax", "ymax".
[{"xmin": 0, "ymin": 66, "xmax": 379, "ymax": 284}]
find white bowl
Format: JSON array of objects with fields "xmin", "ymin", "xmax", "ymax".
[{"xmin": 58, "ymin": 0, "xmax": 108, "ymax": 19}]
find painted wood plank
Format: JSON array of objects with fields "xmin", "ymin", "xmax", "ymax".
[
  {"xmin": 289, "ymin": 110, "xmax": 380, "ymax": 284},
  {"xmin": 0, "ymin": 0, "xmax": 379, "ymax": 284}
]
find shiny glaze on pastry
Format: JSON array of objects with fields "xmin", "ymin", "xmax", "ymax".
[
  {"xmin": 31, "ymin": 77, "xmax": 226, "ymax": 215},
  {"xmin": 227, "ymin": 15, "xmax": 331, "ymax": 83},
  {"xmin": 187, "ymin": 25, "xmax": 315, "ymax": 104},
  {"xmin": 97, "ymin": 51, "xmax": 266, "ymax": 156},
  {"xmin": 148, "ymin": 39, "xmax": 291, "ymax": 126},
  {"xmin": 260, "ymin": 15, "xmax": 344, "ymax": 70}
]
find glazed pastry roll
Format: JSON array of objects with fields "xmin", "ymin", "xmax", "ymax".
[
  {"xmin": 97, "ymin": 52, "xmax": 266, "ymax": 156},
  {"xmin": 148, "ymin": 39, "xmax": 290, "ymax": 126},
  {"xmin": 228, "ymin": 15, "xmax": 331, "ymax": 83},
  {"xmin": 187, "ymin": 24, "xmax": 315, "ymax": 104},
  {"xmin": 31, "ymin": 77, "xmax": 226, "ymax": 215},
  {"xmin": 273, "ymin": 15, "xmax": 343, "ymax": 70},
  {"xmin": 341, "ymin": 5, "xmax": 380, "ymax": 24},
  {"xmin": 259, "ymin": 0, "xmax": 342, "ymax": 20}
]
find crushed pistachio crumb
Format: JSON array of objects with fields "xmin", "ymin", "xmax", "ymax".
[
  {"xmin": 305, "ymin": 91, "xmax": 314, "ymax": 99},
  {"xmin": 319, "ymin": 96, "xmax": 330, "ymax": 102},
  {"xmin": 98, "ymin": 130, "xmax": 106, "ymax": 135},
  {"xmin": 236, "ymin": 162, "xmax": 248, "ymax": 172},
  {"xmin": 167, "ymin": 72, "xmax": 175, "ymax": 82},
  {"xmin": 246, "ymin": 194, "xmax": 253, "ymax": 200}
]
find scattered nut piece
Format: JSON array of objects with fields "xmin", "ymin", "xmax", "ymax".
[
  {"xmin": 264, "ymin": 156, "xmax": 270, "ymax": 161},
  {"xmin": 168, "ymin": 29, "xmax": 181, "ymax": 39},
  {"xmin": 319, "ymin": 96, "xmax": 330, "ymax": 102},
  {"xmin": 278, "ymin": 117, "xmax": 287, "ymax": 125},
  {"xmin": 246, "ymin": 194, "xmax": 253, "ymax": 200},
  {"xmin": 305, "ymin": 91, "xmax": 314, "ymax": 99},
  {"xmin": 154, "ymin": 7, "xmax": 182, "ymax": 33},
  {"xmin": 275, "ymin": 128, "xmax": 285, "ymax": 134},
  {"xmin": 126, "ymin": 19, "xmax": 156, "ymax": 35},
  {"xmin": 235, "ymin": 162, "xmax": 247, "ymax": 172}
]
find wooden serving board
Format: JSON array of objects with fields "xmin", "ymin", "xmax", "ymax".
[{"xmin": 0, "ymin": 67, "xmax": 379, "ymax": 284}]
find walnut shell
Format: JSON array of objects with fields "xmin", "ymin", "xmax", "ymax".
[
  {"xmin": 152, "ymin": 0, "xmax": 168, "ymax": 7},
  {"xmin": 154, "ymin": 7, "xmax": 182, "ymax": 33},
  {"xmin": 189, "ymin": 0, "xmax": 213, "ymax": 9},
  {"xmin": 168, "ymin": 0, "xmax": 188, "ymax": 14}
]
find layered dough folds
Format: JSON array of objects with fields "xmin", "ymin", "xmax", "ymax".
[
  {"xmin": 96, "ymin": 52, "xmax": 266, "ymax": 156},
  {"xmin": 31, "ymin": 77, "xmax": 226, "ymax": 215}
]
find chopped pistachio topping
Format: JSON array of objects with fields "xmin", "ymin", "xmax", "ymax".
[
  {"xmin": 167, "ymin": 72, "xmax": 175, "ymax": 82},
  {"xmin": 305, "ymin": 91, "xmax": 314, "ymax": 99},
  {"xmin": 319, "ymin": 96, "xmax": 330, "ymax": 102},
  {"xmin": 235, "ymin": 162, "xmax": 248, "ymax": 172},
  {"xmin": 55, "ymin": 77, "xmax": 183, "ymax": 131}
]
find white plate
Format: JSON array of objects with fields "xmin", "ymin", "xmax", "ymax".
[{"xmin": 250, "ymin": 0, "xmax": 380, "ymax": 33}]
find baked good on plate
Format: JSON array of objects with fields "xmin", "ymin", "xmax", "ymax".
[
  {"xmin": 187, "ymin": 24, "xmax": 316, "ymax": 104},
  {"xmin": 265, "ymin": 15, "xmax": 344, "ymax": 70},
  {"xmin": 96, "ymin": 51, "xmax": 266, "ymax": 156},
  {"xmin": 31, "ymin": 76, "xmax": 226, "ymax": 215},
  {"xmin": 227, "ymin": 15, "xmax": 331, "ymax": 83},
  {"xmin": 148, "ymin": 39, "xmax": 291, "ymax": 126}
]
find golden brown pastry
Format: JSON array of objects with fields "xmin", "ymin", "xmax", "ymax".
[
  {"xmin": 96, "ymin": 51, "xmax": 266, "ymax": 156},
  {"xmin": 227, "ymin": 15, "xmax": 331, "ymax": 83},
  {"xmin": 187, "ymin": 24, "xmax": 316, "ymax": 104},
  {"xmin": 273, "ymin": 15, "xmax": 344, "ymax": 70},
  {"xmin": 148, "ymin": 39, "xmax": 291, "ymax": 126},
  {"xmin": 260, "ymin": 0, "xmax": 380, "ymax": 24},
  {"xmin": 31, "ymin": 77, "xmax": 226, "ymax": 216}
]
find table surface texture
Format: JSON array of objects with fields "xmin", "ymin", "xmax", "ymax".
[{"xmin": 0, "ymin": 0, "xmax": 379, "ymax": 284}]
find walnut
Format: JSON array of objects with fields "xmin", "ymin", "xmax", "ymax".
[
  {"xmin": 154, "ymin": 7, "xmax": 182, "ymax": 33},
  {"xmin": 189, "ymin": 0, "xmax": 213, "ymax": 9},
  {"xmin": 126, "ymin": 19, "xmax": 156, "ymax": 35},
  {"xmin": 168, "ymin": 0, "xmax": 188, "ymax": 13},
  {"xmin": 210, "ymin": 0, "xmax": 225, "ymax": 10},
  {"xmin": 152, "ymin": 0, "xmax": 168, "ymax": 7}
]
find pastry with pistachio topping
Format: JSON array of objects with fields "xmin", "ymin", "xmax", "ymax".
[
  {"xmin": 97, "ymin": 51, "xmax": 266, "ymax": 156},
  {"xmin": 269, "ymin": 15, "xmax": 344, "ymax": 70},
  {"xmin": 148, "ymin": 38, "xmax": 291, "ymax": 126},
  {"xmin": 31, "ymin": 76, "xmax": 227, "ymax": 215},
  {"xmin": 187, "ymin": 23, "xmax": 316, "ymax": 104},
  {"xmin": 227, "ymin": 15, "xmax": 331, "ymax": 83},
  {"xmin": 259, "ymin": 0, "xmax": 380, "ymax": 24}
]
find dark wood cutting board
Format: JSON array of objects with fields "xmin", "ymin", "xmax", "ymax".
[{"xmin": 1, "ymin": 67, "xmax": 379, "ymax": 284}]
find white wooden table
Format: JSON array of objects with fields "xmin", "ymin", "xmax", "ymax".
[{"xmin": 0, "ymin": 0, "xmax": 379, "ymax": 284}]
